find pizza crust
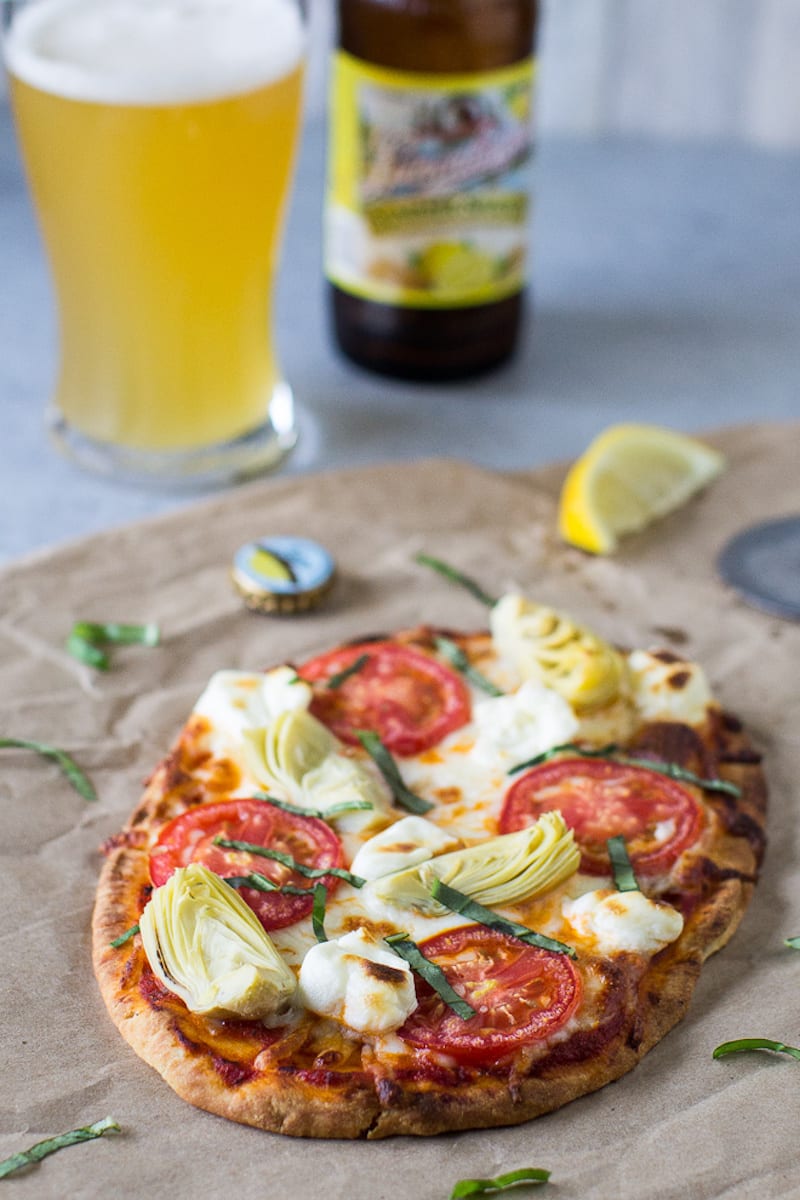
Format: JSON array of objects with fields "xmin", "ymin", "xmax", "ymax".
[{"xmin": 92, "ymin": 632, "xmax": 767, "ymax": 1139}]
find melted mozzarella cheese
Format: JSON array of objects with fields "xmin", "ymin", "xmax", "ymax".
[
  {"xmin": 562, "ymin": 888, "xmax": 684, "ymax": 954},
  {"xmin": 471, "ymin": 680, "xmax": 579, "ymax": 769},
  {"xmin": 398, "ymin": 730, "xmax": 504, "ymax": 841},
  {"xmin": 193, "ymin": 667, "xmax": 311, "ymax": 757},
  {"xmin": 358, "ymin": 882, "xmax": 473, "ymax": 944},
  {"xmin": 350, "ymin": 816, "xmax": 461, "ymax": 881},
  {"xmin": 298, "ymin": 927, "xmax": 417, "ymax": 1034},
  {"xmin": 396, "ymin": 680, "xmax": 577, "ymax": 841},
  {"xmin": 628, "ymin": 649, "xmax": 713, "ymax": 725}
]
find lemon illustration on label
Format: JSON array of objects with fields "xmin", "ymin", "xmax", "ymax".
[{"xmin": 419, "ymin": 242, "xmax": 497, "ymax": 294}]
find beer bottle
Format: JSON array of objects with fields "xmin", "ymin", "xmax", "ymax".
[{"xmin": 325, "ymin": 0, "xmax": 539, "ymax": 381}]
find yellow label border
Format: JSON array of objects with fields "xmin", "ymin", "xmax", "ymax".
[
  {"xmin": 334, "ymin": 51, "xmax": 536, "ymax": 94},
  {"xmin": 327, "ymin": 269, "xmax": 524, "ymax": 310}
]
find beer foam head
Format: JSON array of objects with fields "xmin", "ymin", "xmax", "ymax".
[{"xmin": 4, "ymin": 0, "xmax": 305, "ymax": 104}]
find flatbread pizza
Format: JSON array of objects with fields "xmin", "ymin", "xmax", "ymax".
[{"xmin": 93, "ymin": 581, "xmax": 766, "ymax": 1138}]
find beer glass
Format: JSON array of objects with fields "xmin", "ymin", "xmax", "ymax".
[{"xmin": 3, "ymin": 0, "xmax": 306, "ymax": 484}]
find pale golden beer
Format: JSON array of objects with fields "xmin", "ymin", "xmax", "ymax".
[{"xmin": 4, "ymin": 0, "xmax": 306, "ymax": 480}]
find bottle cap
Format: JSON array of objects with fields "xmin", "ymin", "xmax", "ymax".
[
  {"xmin": 717, "ymin": 515, "xmax": 800, "ymax": 620},
  {"xmin": 231, "ymin": 536, "xmax": 336, "ymax": 614}
]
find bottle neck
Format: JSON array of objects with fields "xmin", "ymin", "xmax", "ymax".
[{"xmin": 337, "ymin": 0, "xmax": 537, "ymax": 73}]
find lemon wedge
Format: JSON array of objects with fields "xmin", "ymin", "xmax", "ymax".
[{"xmin": 558, "ymin": 424, "xmax": 725, "ymax": 554}]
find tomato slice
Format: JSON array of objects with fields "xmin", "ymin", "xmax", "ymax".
[
  {"xmin": 149, "ymin": 799, "xmax": 345, "ymax": 931},
  {"xmin": 298, "ymin": 641, "xmax": 471, "ymax": 756},
  {"xmin": 399, "ymin": 927, "xmax": 581, "ymax": 1064},
  {"xmin": 500, "ymin": 758, "xmax": 703, "ymax": 877}
]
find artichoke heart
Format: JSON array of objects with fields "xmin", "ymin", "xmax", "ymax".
[
  {"xmin": 490, "ymin": 593, "xmax": 629, "ymax": 712},
  {"xmin": 243, "ymin": 708, "xmax": 338, "ymax": 797},
  {"xmin": 301, "ymin": 752, "xmax": 391, "ymax": 829},
  {"xmin": 371, "ymin": 811, "xmax": 580, "ymax": 915},
  {"xmin": 139, "ymin": 863, "xmax": 296, "ymax": 1021}
]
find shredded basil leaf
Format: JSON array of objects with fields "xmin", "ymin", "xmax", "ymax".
[
  {"xmin": 110, "ymin": 923, "xmax": 139, "ymax": 949},
  {"xmin": 430, "ymin": 880, "xmax": 577, "ymax": 959},
  {"xmin": 312, "ymin": 883, "xmax": 328, "ymax": 942},
  {"xmin": 213, "ymin": 838, "xmax": 366, "ymax": 888},
  {"xmin": 66, "ymin": 621, "xmax": 160, "ymax": 671},
  {"xmin": 785, "ymin": 936, "xmax": 800, "ymax": 950},
  {"xmin": 326, "ymin": 653, "xmax": 371, "ymax": 690},
  {"xmin": 0, "ymin": 1116, "xmax": 120, "ymax": 1180},
  {"xmin": 607, "ymin": 836, "xmax": 639, "ymax": 893},
  {"xmin": 508, "ymin": 742, "xmax": 621, "ymax": 775},
  {"xmin": 253, "ymin": 792, "xmax": 373, "ymax": 821},
  {"xmin": 224, "ymin": 872, "xmax": 310, "ymax": 896},
  {"xmin": 625, "ymin": 755, "xmax": 742, "ymax": 797},
  {"xmin": 0, "ymin": 737, "xmax": 97, "ymax": 802},
  {"xmin": 434, "ymin": 636, "xmax": 504, "ymax": 698},
  {"xmin": 355, "ymin": 730, "xmax": 433, "ymax": 815},
  {"xmin": 414, "ymin": 553, "xmax": 497, "ymax": 609},
  {"xmin": 66, "ymin": 632, "xmax": 110, "ymax": 670},
  {"xmin": 224, "ymin": 872, "xmax": 278, "ymax": 893},
  {"xmin": 385, "ymin": 933, "xmax": 475, "ymax": 1020},
  {"xmin": 72, "ymin": 621, "xmax": 160, "ymax": 647},
  {"xmin": 450, "ymin": 1168, "xmax": 551, "ymax": 1198},
  {"xmin": 507, "ymin": 741, "xmax": 741, "ymax": 796},
  {"xmin": 712, "ymin": 1038, "xmax": 800, "ymax": 1062}
]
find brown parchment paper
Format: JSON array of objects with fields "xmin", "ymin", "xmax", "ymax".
[{"xmin": 2, "ymin": 421, "xmax": 799, "ymax": 1200}]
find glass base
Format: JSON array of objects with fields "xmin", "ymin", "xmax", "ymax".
[{"xmin": 47, "ymin": 381, "xmax": 298, "ymax": 488}]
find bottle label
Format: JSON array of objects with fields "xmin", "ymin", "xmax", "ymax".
[{"xmin": 325, "ymin": 51, "xmax": 535, "ymax": 309}]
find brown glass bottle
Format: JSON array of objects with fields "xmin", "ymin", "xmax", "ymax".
[{"xmin": 327, "ymin": 0, "xmax": 539, "ymax": 381}]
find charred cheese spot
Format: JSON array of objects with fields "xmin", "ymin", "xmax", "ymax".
[
  {"xmin": 340, "ymin": 916, "xmax": 396, "ymax": 938},
  {"xmin": 363, "ymin": 960, "xmax": 407, "ymax": 986}
]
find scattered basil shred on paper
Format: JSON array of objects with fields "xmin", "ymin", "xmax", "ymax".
[
  {"xmin": 414, "ymin": 552, "xmax": 497, "ymax": 609},
  {"xmin": 66, "ymin": 620, "xmax": 160, "ymax": 670},
  {"xmin": 0, "ymin": 737, "xmax": 97, "ymax": 802},
  {"xmin": 0, "ymin": 1116, "xmax": 120, "ymax": 1180},
  {"xmin": 450, "ymin": 1167, "xmax": 551, "ymax": 1198},
  {"xmin": 66, "ymin": 631, "xmax": 111, "ymax": 670},
  {"xmin": 712, "ymin": 1037, "xmax": 800, "ymax": 1062}
]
